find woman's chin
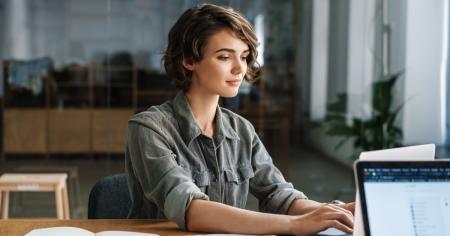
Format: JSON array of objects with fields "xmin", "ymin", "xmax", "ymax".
[{"xmin": 221, "ymin": 91, "xmax": 239, "ymax": 98}]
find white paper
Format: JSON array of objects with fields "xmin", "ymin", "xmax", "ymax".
[
  {"xmin": 25, "ymin": 226, "xmax": 159, "ymax": 236},
  {"xmin": 96, "ymin": 231, "xmax": 159, "ymax": 236},
  {"xmin": 25, "ymin": 227, "xmax": 94, "ymax": 236}
]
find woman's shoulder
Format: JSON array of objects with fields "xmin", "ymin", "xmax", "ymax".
[
  {"xmin": 129, "ymin": 101, "xmax": 176, "ymax": 129},
  {"xmin": 219, "ymin": 106, "xmax": 256, "ymax": 132}
]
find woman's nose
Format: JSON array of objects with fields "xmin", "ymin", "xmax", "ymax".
[{"xmin": 231, "ymin": 59, "xmax": 245, "ymax": 75}]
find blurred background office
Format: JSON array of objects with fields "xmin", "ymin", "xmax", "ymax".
[{"xmin": 0, "ymin": 0, "xmax": 449, "ymax": 219}]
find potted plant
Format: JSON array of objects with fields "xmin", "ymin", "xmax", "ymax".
[{"xmin": 320, "ymin": 71, "xmax": 404, "ymax": 159}]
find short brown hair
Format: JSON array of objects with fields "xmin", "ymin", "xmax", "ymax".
[{"xmin": 162, "ymin": 4, "xmax": 260, "ymax": 91}]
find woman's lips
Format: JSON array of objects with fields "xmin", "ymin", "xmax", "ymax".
[{"xmin": 226, "ymin": 80, "xmax": 241, "ymax": 86}]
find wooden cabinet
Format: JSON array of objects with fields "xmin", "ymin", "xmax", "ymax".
[
  {"xmin": 48, "ymin": 109, "xmax": 91, "ymax": 153},
  {"xmin": 2, "ymin": 62, "xmax": 175, "ymax": 156},
  {"xmin": 92, "ymin": 109, "xmax": 134, "ymax": 153},
  {"xmin": 4, "ymin": 109, "xmax": 47, "ymax": 154},
  {"xmin": 3, "ymin": 109, "xmax": 134, "ymax": 155}
]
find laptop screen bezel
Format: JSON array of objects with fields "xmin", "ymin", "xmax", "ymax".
[{"xmin": 355, "ymin": 160, "xmax": 450, "ymax": 236}]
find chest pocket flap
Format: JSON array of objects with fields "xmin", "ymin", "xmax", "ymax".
[
  {"xmin": 192, "ymin": 170, "xmax": 210, "ymax": 187},
  {"xmin": 224, "ymin": 166, "xmax": 255, "ymax": 184}
]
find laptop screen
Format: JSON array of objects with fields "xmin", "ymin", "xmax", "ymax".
[{"xmin": 356, "ymin": 161, "xmax": 450, "ymax": 236}]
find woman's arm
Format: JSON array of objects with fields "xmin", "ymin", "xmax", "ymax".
[
  {"xmin": 288, "ymin": 199, "xmax": 355, "ymax": 215},
  {"xmin": 186, "ymin": 199, "xmax": 354, "ymax": 235}
]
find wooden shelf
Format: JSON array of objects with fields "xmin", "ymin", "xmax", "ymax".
[
  {"xmin": 52, "ymin": 95, "xmax": 90, "ymax": 100},
  {"xmin": 55, "ymin": 83, "xmax": 90, "ymax": 87},
  {"xmin": 94, "ymin": 83, "xmax": 132, "ymax": 88},
  {"xmin": 136, "ymin": 90, "xmax": 177, "ymax": 96},
  {"xmin": 2, "ymin": 63, "xmax": 176, "ymax": 156}
]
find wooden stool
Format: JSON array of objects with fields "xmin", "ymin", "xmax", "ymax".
[
  {"xmin": 13, "ymin": 166, "xmax": 82, "ymax": 216},
  {"xmin": 0, "ymin": 173, "xmax": 70, "ymax": 219}
]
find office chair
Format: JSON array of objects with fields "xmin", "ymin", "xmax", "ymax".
[{"xmin": 88, "ymin": 173, "xmax": 131, "ymax": 219}]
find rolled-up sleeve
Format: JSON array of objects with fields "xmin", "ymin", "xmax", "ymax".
[
  {"xmin": 249, "ymin": 133, "xmax": 307, "ymax": 214},
  {"xmin": 127, "ymin": 121, "xmax": 209, "ymax": 230}
]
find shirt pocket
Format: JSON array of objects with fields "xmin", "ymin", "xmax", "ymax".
[
  {"xmin": 224, "ymin": 166, "xmax": 254, "ymax": 207},
  {"xmin": 192, "ymin": 170, "xmax": 210, "ymax": 193}
]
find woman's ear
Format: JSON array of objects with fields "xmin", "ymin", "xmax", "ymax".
[{"xmin": 182, "ymin": 58, "xmax": 195, "ymax": 71}]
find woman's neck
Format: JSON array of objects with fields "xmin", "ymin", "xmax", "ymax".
[{"xmin": 185, "ymin": 90, "xmax": 219, "ymax": 138}]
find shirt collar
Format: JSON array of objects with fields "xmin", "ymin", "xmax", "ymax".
[
  {"xmin": 172, "ymin": 91, "xmax": 240, "ymax": 146},
  {"xmin": 216, "ymin": 107, "xmax": 240, "ymax": 142}
]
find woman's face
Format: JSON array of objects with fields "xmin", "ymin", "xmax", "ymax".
[{"xmin": 185, "ymin": 28, "xmax": 249, "ymax": 98}]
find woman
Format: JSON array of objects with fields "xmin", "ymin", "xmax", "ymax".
[{"xmin": 125, "ymin": 3, "xmax": 354, "ymax": 235}]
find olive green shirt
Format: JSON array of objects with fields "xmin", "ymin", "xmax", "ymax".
[{"xmin": 125, "ymin": 91, "xmax": 307, "ymax": 230}]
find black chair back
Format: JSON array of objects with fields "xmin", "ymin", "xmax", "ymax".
[{"xmin": 88, "ymin": 173, "xmax": 131, "ymax": 219}]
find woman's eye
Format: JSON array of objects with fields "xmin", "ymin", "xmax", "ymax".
[
  {"xmin": 218, "ymin": 56, "xmax": 229, "ymax": 60},
  {"xmin": 241, "ymin": 56, "xmax": 247, "ymax": 61}
]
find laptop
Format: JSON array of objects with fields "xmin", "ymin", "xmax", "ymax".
[
  {"xmin": 354, "ymin": 160, "xmax": 450, "ymax": 236},
  {"xmin": 318, "ymin": 144, "xmax": 435, "ymax": 236},
  {"xmin": 352, "ymin": 144, "xmax": 435, "ymax": 236}
]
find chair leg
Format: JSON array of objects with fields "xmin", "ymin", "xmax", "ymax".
[
  {"xmin": 1, "ymin": 191, "xmax": 9, "ymax": 219},
  {"xmin": 54, "ymin": 187, "xmax": 64, "ymax": 220},
  {"xmin": 62, "ymin": 185, "xmax": 70, "ymax": 219}
]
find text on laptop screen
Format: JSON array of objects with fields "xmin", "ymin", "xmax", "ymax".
[{"xmin": 363, "ymin": 167, "xmax": 450, "ymax": 236}]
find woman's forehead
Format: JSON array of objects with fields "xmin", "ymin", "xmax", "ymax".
[{"xmin": 205, "ymin": 28, "xmax": 249, "ymax": 53}]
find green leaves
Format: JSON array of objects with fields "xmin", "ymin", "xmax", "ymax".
[
  {"xmin": 319, "ymin": 72, "xmax": 404, "ymax": 159},
  {"xmin": 372, "ymin": 71, "xmax": 403, "ymax": 114}
]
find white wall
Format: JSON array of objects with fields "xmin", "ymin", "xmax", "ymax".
[
  {"xmin": 0, "ymin": 0, "xmax": 5, "ymax": 96},
  {"xmin": 346, "ymin": 0, "xmax": 376, "ymax": 119},
  {"xmin": 310, "ymin": 0, "xmax": 377, "ymax": 120},
  {"xmin": 7, "ymin": 0, "xmax": 31, "ymax": 59},
  {"xmin": 386, "ymin": 0, "xmax": 407, "ymax": 132},
  {"xmin": 309, "ymin": 0, "xmax": 329, "ymax": 120},
  {"xmin": 403, "ymin": 0, "xmax": 448, "ymax": 145}
]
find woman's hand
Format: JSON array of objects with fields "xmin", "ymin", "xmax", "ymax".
[
  {"xmin": 339, "ymin": 202, "xmax": 355, "ymax": 214},
  {"xmin": 287, "ymin": 203, "xmax": 354, "ymax": 235}
]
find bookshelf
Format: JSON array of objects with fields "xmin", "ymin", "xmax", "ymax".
[{"xmin": 1, "ymin": 62, "xmax": 175, "ymax": 156}]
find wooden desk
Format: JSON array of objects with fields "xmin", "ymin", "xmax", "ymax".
[{"xmin": 0, "ymin": 219, "xmax": 192, "ymax": 236}]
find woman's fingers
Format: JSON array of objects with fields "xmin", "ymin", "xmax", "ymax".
[
  {"xmin": 322, "ymin": 203, "xmax": 353, "ymax": 218},
  {"xmin": 317, "ymin": 204, "xmax": 354, "ymax": 229},
  {"xmin": 340, "ymin": 202, "xmax": 355, "ymax": 213},
  {"xmin": 323, "ymin": 220, "xmax": 353, "ymax": 234},
  {"xmin": 289, "ymin": 202, "xmax": 355, "ymax": 235},
  {"xmin": 324, "ymin": 211, "xmax": 354, "ymax": 228},
  {"xmin": 342, "ymin": 202, "xmax": 355, "ymax": 215}
]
